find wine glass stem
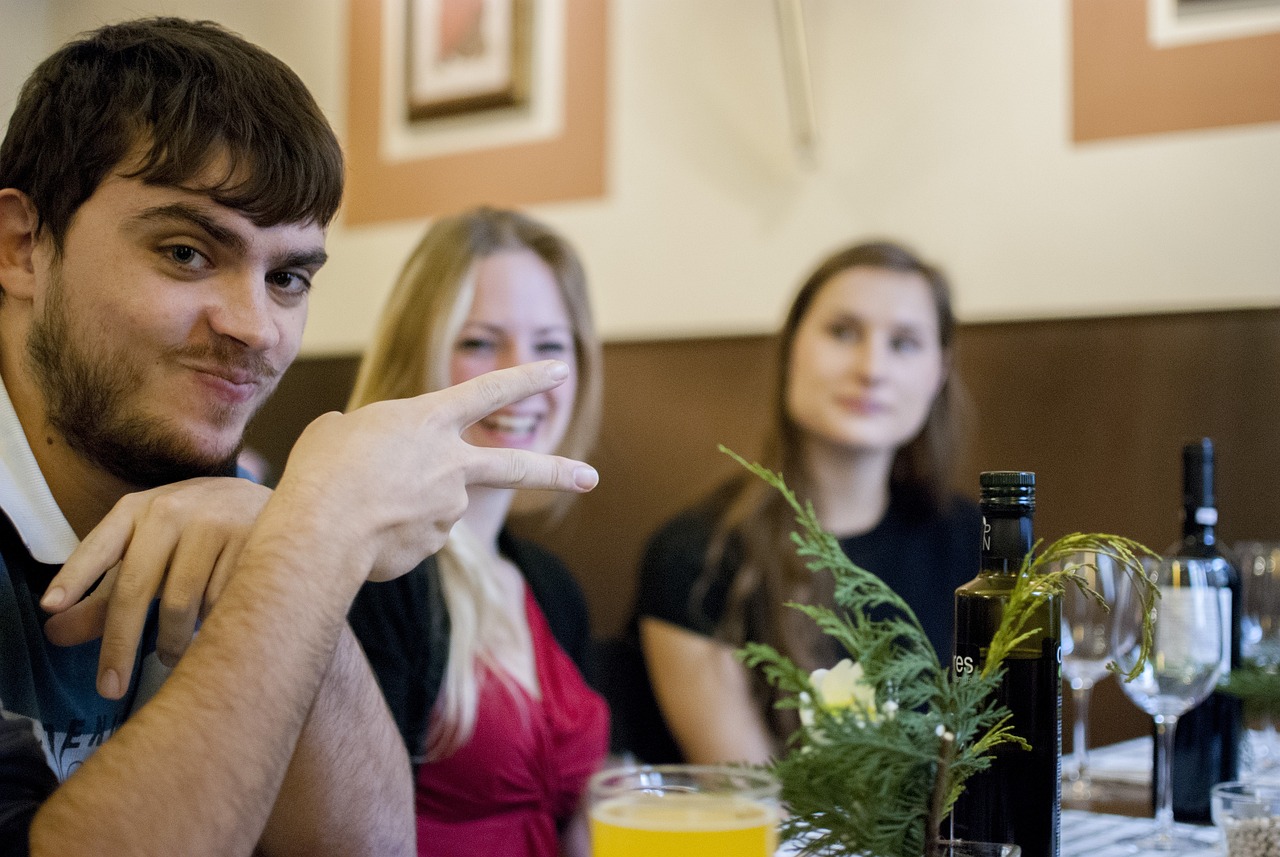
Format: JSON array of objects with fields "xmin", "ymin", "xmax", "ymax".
[
  {"xmin": 1071, "ymin": 682, "xmax": 1094, "ymax": 786},
  {"xmin": 1153, "ymin": 714, "xmax": 1179, "ymax": 842}
]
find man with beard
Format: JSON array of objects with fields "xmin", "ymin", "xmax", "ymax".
[{"xmin": 0, "ymin": 18, "xmax": 598, "ymax": 857}]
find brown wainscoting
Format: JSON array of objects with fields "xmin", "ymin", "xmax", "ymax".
[{"xmin": 246, "ymin": 306, "xmax": 1280, "ymax": 750}]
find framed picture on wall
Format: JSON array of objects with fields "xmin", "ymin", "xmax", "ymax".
[{"xmin": 406, "ymin": 0, "xmax": 533, "ymax": 121}]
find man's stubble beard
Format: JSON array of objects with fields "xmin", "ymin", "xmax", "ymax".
[{"xmin": 26, "ymin": 269, "xmax": 274, "ymax": 488}]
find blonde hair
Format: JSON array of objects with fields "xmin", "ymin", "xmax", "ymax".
[{"xmin": 348, "ymin": 207, "xmax": 602, "ymax": 758}]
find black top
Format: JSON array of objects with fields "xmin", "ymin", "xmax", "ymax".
[
  {"xmin": 348, "ymin": 531, "xmax": 593, "ymax": 763},
  {"xmin": 617, "ymin": 483, "xmax": 981, "ymax": 763},
  {"xmin": 636, "ymin": 484, "xmax": 981, "ymax": 661}
]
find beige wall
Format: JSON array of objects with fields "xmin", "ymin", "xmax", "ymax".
[{"xmin": 6, "ymin": 1, "xmax": 1280, "ymax": 354}]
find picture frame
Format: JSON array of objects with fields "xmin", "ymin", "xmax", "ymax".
[{"xmin": 406, "ymin": 0, "xmax": 533, "ymax": 122}]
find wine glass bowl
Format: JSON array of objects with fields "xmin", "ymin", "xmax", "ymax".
[
  {"xmin": 1112, "ymin": 556, "xmax": 1228, "ymax": 851},
  {"xmin": 1053, "ymin": 551, "xmax": 1121, "ymax": 799}
]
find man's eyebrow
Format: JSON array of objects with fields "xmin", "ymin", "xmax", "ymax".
[
  {"xmin": 282, "ymin": 248, "xmax": 329, "ymax": 271},
  {"xmin": 129, "ymin": 203, "xmax": 247, "ymax": 255},
  {"xmin": 128, "ymin": 203, "xmax": 327, "ymax": 270}
]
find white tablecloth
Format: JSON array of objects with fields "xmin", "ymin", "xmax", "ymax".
[
  {"xmin": 777, "ymin": 809, "xmax": 1221, "ymax": 856},
  {"xmin": 1061, "ymin": 809, "xmax": 1220, "ymax": 857}
]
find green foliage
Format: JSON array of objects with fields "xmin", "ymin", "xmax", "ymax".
[
  {"xmin": 1222, "ymin": 662, "xmax": 1280, "ymax": 719},
  {"xmin": 985, "ymin": 534, "xmax": 1158, "ymax": 683},
  {"xmin": 722, "ymin": 447, "xmax": 1157, "ymax": 857}
]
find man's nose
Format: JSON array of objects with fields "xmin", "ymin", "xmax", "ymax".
[{"xmin": 207, "ymin": 274, "xmax": 281, "ymax": 352}]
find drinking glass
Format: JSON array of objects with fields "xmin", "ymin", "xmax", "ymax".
[
  {"xmin": 1211, "ymin": 780, "xmax": 1280, "ymax": 856},
  {"xmin": 1233, "ymin": 540, "xmax": 1280, "ymax": 776},
  {"xmin": 1052, "ymin": 550, "xmax": 1120, "ymax": 799},
  {"xmin": 1112, "ymin": 556, "xmax": 1228, "ymax": 850},
  {"xmin": 589, "ymin": 764, "xmax": 779, "ymax": 857}
]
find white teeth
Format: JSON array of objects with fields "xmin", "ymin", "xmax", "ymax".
[{"xmin": 485, "ymin": 414, "xmax": 538, "ymax": 434}]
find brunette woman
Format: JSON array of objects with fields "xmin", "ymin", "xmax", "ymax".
[{"xmin": 634, "ymin": 240, "xmax": 977, "ymax": 764}]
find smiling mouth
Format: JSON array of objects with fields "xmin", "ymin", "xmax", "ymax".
[{"xmin": 481, "ymin": 413, "xmax": 541, "ymax": 435}]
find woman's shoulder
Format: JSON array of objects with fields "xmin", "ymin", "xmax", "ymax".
[
  {"xmin": 642, "ymin": 479, "xmax": 741, "ymax": 563},
  {"xmin": 499, "ymin": 530, "xmax": 575, "ymax": 588},
  {"xmin": 634, "ymin": 480, "xmax": 744, "ymax": 635},
  {"xmin": 937, "ymin": 492, "xmax": 982, "ymax": 528}
]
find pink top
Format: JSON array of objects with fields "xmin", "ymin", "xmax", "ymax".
[{"xmin": 413, "ymin": 589, "xmax": 610, "ymax": 856}]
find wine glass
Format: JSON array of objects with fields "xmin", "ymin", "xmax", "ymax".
[
  {"xmin": 1053, "ymin": 550, "xmax": 1120, "ymax": 800},
  {"xmin": 1112, "ymin": 556, "xmax": 1228, "ymax": 851},
  {"xmin": 1232, "ymin": 540, "xmax": 1280, "ymax": 775}
]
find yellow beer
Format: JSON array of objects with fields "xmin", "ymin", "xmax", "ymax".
[{"xmin": 591, "ymin": 792, "xmax": 778, "ymax": 857}]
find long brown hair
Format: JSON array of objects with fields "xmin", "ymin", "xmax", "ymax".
[{"xmin": 705, "ymin": 239, "xmax": 967, "ymax": 741}]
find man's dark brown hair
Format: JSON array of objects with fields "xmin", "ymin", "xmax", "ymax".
[{"xmin": 0, "ymin": 17, "xmax": 344, "ymax": 254}]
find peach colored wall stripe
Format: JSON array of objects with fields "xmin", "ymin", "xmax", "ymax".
[
  {"xmin": 345, "ymin": 0, "xmax": 608, "ymax": 225},
  {"xmin": 1073, "ymin": 0, "xmax": 1280, "ymax": 143}
]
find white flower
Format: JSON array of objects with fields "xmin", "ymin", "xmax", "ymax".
[{"xmin": 801, "ymin": 659, "xmax": 877, "ymax": 728}]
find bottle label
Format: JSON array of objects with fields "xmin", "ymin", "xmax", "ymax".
[{"xmin": 1157, "ymin": 587, "xmax": 1227, "ymax": 669}]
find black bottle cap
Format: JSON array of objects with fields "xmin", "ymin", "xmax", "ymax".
[
  {"xmin": 1182, "ymin": 438, "xmax": 1215, "ymax": 510},
  {"xmin": 979, "ymin": 470, "xmax": 1036, "ymax": 511}
]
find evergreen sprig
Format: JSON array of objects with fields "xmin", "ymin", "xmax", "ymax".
[
  {"xmin": 722, "ymin": 447, "xmax": 1158, "ymax": 857},
  {"xmin": 1222, "ymin": 661, "xmax": 1280, "ymax": 719}
]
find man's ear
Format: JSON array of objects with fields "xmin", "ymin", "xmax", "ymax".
[{"xmin": 0, "ymin": 188, "xmax": 40, "ymax": 302}]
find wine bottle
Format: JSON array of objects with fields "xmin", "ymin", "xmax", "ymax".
[
  {"xmin": 952, "ymin": 471, "xmax": 1060, "ymax": 857},
  {"xmin": 1157, "ymin": 438, "xmax": 1242, "ymax": 823}
]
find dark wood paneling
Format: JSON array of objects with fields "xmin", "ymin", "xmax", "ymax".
[
  {"xmin": 243, "ymin": 355, "xmax": 361, "ymax": 486},
  {"xmin": 245, "ymin": 307, "xmax": 1280, "ymax": 750},
  {"xmin": 512, "ymin": 337, "xmax": 777, "ymax": 641}
]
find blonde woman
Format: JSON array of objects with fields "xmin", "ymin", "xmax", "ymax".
[{"xmin": 348, "ymin": 208, "xmax": 607, "ymax": 857}]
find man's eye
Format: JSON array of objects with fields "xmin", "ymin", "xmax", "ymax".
[
  {"xmin": 166, "ymin": 245, "xmax": 207, "ymax": 267},
  {"xmin": 268, "ymin": 271, "xmax": 311, "ymax": 294}
]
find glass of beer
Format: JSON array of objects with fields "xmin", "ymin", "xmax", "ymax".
[{"xmin": 589, "ymin": 764, "xmax": 780, "ymax": 857}]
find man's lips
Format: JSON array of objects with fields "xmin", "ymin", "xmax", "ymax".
[
  {"xmin": 192, "ymin": 365, "xmax": 260, "ymax": 386},
  {"xmin": 186, "ymin": 363, "xmax": 271, "ymax": 403}
]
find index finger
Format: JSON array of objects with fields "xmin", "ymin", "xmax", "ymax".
[
  {"xmin": 430, "ymin": 361, "xmax": 570, "ymax": 427},
  {"xmin": 466, "ymin": 447, "xmax": 599, "ymax": 494},
  {"xmin": 41, "ymin": 501, "xmax": 140, "ymax": 613}
]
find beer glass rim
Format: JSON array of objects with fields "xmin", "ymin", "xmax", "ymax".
[{"xmin": 589, "ymin": 763, "xmax": 780, "ymax": 803}]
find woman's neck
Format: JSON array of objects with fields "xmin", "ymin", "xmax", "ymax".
[
  {"xmin": 461, "ymin": 486, "xmax": 516, "ymax": 553},
  {"xmin": 801, "ymin": 440, "xmax": 896, "ymax": 538}
]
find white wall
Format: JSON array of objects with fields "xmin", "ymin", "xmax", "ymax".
[
  {"xmin": 6, "ymin": 1, "xmax": 1280, "ymax": 355},
  {"xmin": 1, "ymin": 0, "xmax": 48, "ymax": 130}
]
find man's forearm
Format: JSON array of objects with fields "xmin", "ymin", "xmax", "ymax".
[
  {"xmin": 29, "ymin": 507, "xmax": 368, "ymax": 857},
  {"xmin": 257, "ymin": 626, "xmax": 414, "ymax": 857}
]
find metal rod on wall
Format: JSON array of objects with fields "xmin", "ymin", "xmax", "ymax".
[{"xmin": 774, "ymin": 0, "xmax": 818, "ymax": 167}]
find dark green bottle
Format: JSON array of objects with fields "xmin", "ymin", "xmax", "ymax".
[
  {"xmin": 952, "ymin": 471, "xmax": 1060, "ymax": 857},
  {"xmin": 1161, "ymin": 438, "xmax": 1241, "ymax": 823}
]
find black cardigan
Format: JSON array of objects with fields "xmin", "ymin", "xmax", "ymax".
[{"xmin": 348, "ymin": 531, "xmax": 592, "ymax": 762}]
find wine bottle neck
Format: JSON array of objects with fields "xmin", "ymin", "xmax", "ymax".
[
  {"xmin": 980, "ymin": 511, "xmax": 1034, "ymax": 574},
  {"xmin": 1182, "ymin": 505, "xmax": 1219, "ymax": 550}
]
